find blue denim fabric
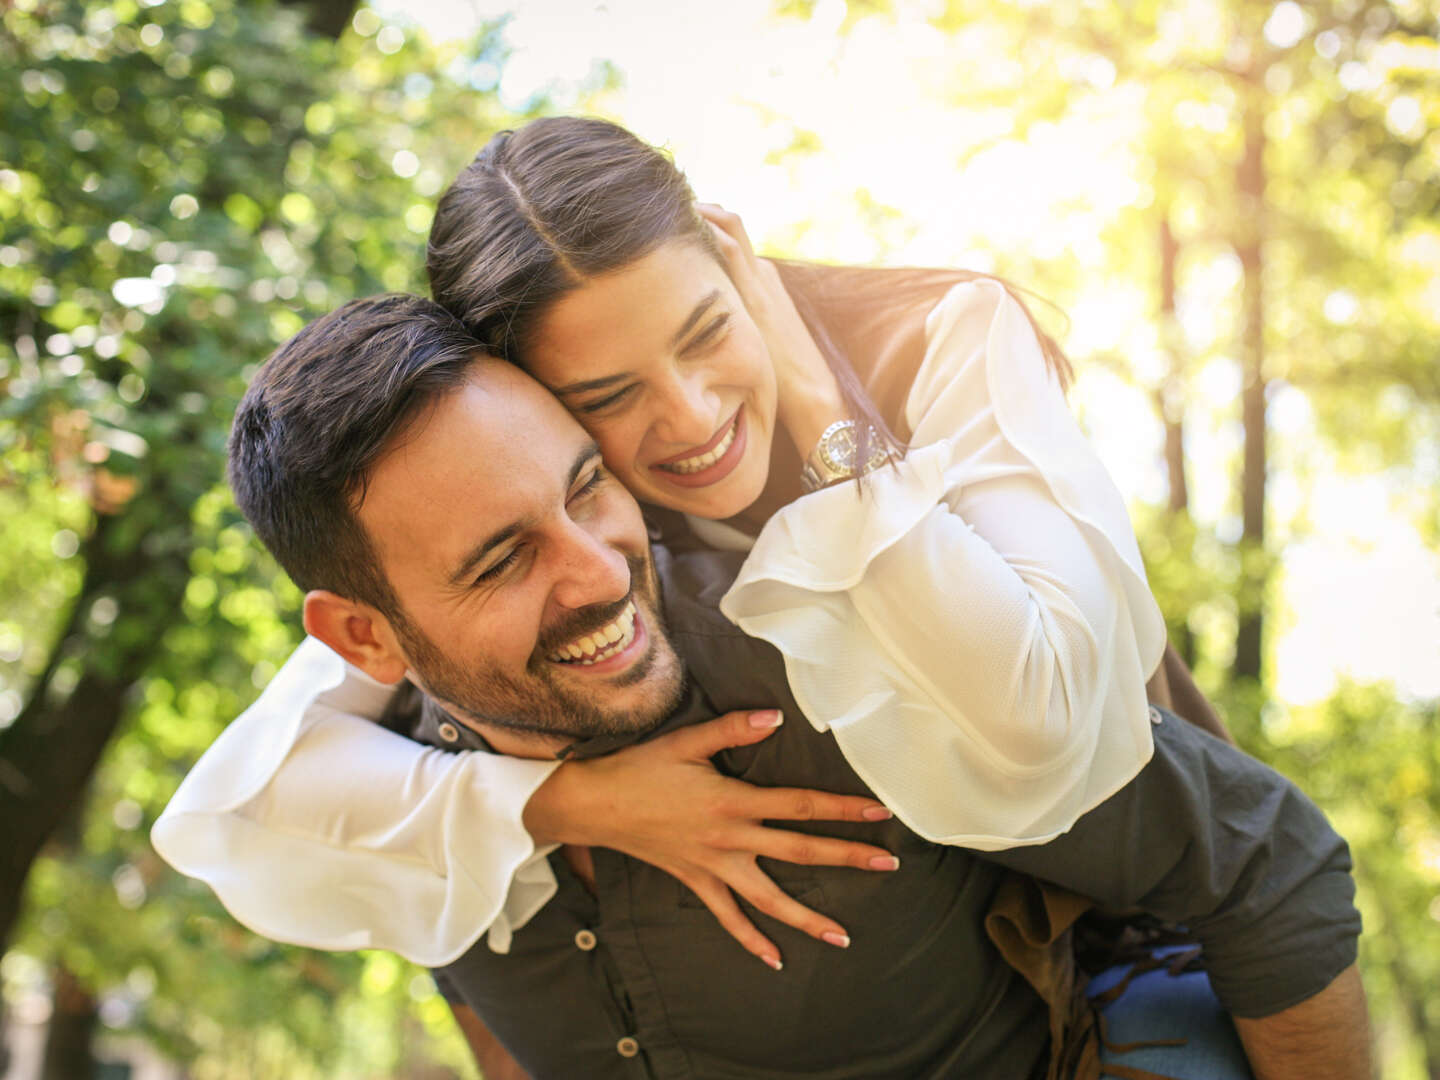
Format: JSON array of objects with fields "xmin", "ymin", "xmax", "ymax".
[{"xmin": 1087, "ymin": 948, "xmax": 1254, "ymax": 1080}]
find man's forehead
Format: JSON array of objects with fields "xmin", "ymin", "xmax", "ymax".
[
  {"xmin": 357, "ymin": 360, "xmax": 592, "ymax": 572},
  {"xmin": 384, "ymin": 357, "xmax": 583, "ymax": 463}
]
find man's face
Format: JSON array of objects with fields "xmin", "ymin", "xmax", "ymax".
[{"xmin": 356, "ymin": 360, "xmax": 683, "ymax": 742}]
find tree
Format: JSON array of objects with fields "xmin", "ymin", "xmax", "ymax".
[
  {"xmin": 768, "ymin": 0, "xmax": 1440, "ymax": 1071},
  {"xmin": 0, "ymin": 0, "xmax": 537, "ymax": 1071},
  {"xmin": 776, "ymin": 0, "xmax": 1438, "ymax": 707}
]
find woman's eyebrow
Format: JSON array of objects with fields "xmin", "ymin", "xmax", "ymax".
[
  {"xmin": 550, "ymin": 289, "xmax": 723, "ymax": 397},
  {"xmin": 669, "ymin": 289, "xmax": 720, "ymax": 348},
  {"xmin": 552, "ymin": 372, "xmax": 630, "ymax": 397}
]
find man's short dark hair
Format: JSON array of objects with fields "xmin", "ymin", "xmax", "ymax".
[{"xmin": 229, "ymin": 293, "xmax": 483, "ymax": 615}]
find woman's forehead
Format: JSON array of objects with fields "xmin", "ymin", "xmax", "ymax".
[{"xmin": 526, "ymin": 240, "xmax": 731, "ymax": 378}]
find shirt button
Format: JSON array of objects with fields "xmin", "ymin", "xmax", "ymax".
[
  {"xmin": 1148, "ymin": 705, "xmax": 1163, "ymax": 726},
  {"xmin": 574, "ymin": 929, "xmax": 598, "ymax": 951},
  {"xmin": 616, "ymin": 1036, "xmax": 640, "ymax": 1058},
  {"xmin": 437, "ymin": 721, "xmax": 460, "ymax": 743}
]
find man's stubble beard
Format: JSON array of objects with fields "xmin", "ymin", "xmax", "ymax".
[{"xmin": 392, "ymin": 552, "xmax": 685, "ymax": 742}]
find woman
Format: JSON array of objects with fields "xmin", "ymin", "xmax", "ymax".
[{"xmin": 154, "ymin": 117, "xmax": 1179, "ymax": 972}]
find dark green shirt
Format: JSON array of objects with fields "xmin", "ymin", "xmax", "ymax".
[{"xmin": 420, "ymin": 544, "xmax": 1359, "ymax": 1079}]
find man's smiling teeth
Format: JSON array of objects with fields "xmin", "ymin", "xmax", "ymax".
[
  {"xmin": 548, "ymin": 602, "xmax": 638, "ymax": 665},
  {"xmin": 658, "ymin": 417, "xmax": 737, "ymax": 474}
]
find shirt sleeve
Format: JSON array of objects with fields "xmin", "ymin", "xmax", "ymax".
[
  {"xmin": 720, "ymin": 279, "xmax": 1169, "ymax": 849},
  {"xmin": 984, "ymin": 710, "xmax": 1361, "ymax": 1018},
  {"xmin": 150, "ymin": 637, "xmax": 562, "ymax": 965}
]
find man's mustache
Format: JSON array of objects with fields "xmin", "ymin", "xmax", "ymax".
[{"xmin": 533, "ymin": 554, "xmax": 653, "ymax": 657}]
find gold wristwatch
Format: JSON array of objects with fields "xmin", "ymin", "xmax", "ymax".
[{"xmin": 800, "ymin": 419, "xmax": 890, "ymax": 493}]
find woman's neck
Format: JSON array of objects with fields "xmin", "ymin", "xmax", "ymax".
[{"xmin": 722, "ymin": 424, "xmax": 805, "ymax": 537}]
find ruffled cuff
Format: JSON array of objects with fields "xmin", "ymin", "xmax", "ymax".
[
  {"xmin": 717, "ymin": 280, "xmax": 1165, "ymax": 848},
  {"xmin": 152, "ymin": 638, "xmax": 563, "ymax": 965},
  {"xmin": 722, "ymin": 439, "xmax": 955, "ymax": 599}
]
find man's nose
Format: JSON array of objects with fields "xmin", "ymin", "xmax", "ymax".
[
  {"xmin": 653, "ymin": 370, "xmax": 719, "ymax": 446},
  {"xmin": 549, "ymin": 519, "xmax": 632, "ymax": 612}
]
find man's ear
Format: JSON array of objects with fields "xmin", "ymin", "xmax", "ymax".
[{"xmin": 303, "ymin": 590, "xmax": 408, "ymax": 685}]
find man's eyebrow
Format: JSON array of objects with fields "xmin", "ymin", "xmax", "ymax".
[
  {"xmin": 549, "ymin": 290, "xmax": 722, "ymax": 398},
  {"xmin": 446, "ymin": 441, "xmax": 603, "ymax": 587}
]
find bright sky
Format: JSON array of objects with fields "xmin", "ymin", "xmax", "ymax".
[{"xmin": 372, "ymin": 0, "xmax": 1440, "ymax": 705}]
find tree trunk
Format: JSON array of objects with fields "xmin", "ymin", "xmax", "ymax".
[
  {"xmin": 1157, "ymin": 213, "xmax": 1189, "ymax": 517},
  {"xmin": 275, "ymin": 0, "xmax": 361, "ymax": 40},
  {"xmin": 0, "ymin": 999, "xmax": 10, "ymax": 1078},
  {"xmin": 1155, "ymin": 211, "xmax": 1198, "ymax": 667},
  {"xmin": 0, "ymin": 510, "xmax": 187, "ymax": 950},
  {"xmin": 1233, "ymin": 76, "xmax": 1268, "ymax": 684},
  {"xmin": 39, "ymin": 964, "xmax": 97, "ymax": 1080}
]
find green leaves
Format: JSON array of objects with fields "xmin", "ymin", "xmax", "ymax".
[{"xmin": 0, "ymin": 0, "xmax": 527, "ymax": 1073}]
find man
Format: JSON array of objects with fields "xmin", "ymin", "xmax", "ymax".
[{"xmin": 195, "ymin": 293, "xmax": 1366, "ymax": 1079}]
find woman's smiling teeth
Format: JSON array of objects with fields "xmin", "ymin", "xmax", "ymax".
[
  {"xmin": 548, "ymin": 601, "xmax": 638, "ymax": 665},
  {"xmin": 657, "ymin": 415, "xmax": 737, "ymax": 474}
]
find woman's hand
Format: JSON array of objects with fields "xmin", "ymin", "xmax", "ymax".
[
  {"xmin": 697, "ymin": 204, "xmax": 850, "ymax": 456},
  {"xmin": 523, "ymin": 709, "xmax": 899, "ymax": 972}
]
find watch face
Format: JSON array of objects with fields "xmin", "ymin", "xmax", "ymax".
[{"xmin": 819, "ymin": 425, "xmax": 859, "ymax": 471}]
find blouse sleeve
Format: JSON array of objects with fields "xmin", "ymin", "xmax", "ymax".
[
  {"xmin": 719, "ymin": 279, "xmax": 1168, "ymax": 849},
  {"xmin": 150, "ymin": 637, "xmax": 562, "ymax": 965}
]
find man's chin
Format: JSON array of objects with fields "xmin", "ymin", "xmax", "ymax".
[{"xmin": 545, "ymin": 639, "xmax": 684, "ymax": 737}]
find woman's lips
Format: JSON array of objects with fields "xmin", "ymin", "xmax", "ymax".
[{"xmin": 649, "ymin": 409, "xmax": 747, "ymax": 488}]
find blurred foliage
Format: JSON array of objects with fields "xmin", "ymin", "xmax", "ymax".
[
  {"xmin": 779, "ymin": 1, "xmax": 1440, "ymax": 1076},
  {"xmin": 0, "ymin": 0, "xmax": 1437, "ymax": 1076},
  {"xmin": 1260, "ymin": 685, "xmax": 1440, "ymax": 1079},
  {"xmin": 0, "ymin": 0, "xmax": 540, "ymax": 1073}
]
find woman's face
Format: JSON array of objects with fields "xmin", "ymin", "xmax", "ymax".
[{"xmin": 524, "ymin": 239, "xmax": 778, "ymax": 520}]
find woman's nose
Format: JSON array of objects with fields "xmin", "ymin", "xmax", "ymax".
[{"xmin": 653, "ymin": 371, "xmax": 719, "ymax": 446}]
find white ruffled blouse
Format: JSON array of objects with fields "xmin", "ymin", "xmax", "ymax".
[{"xmin": 152, "ymin": 280, "xmax": 1167, "ymax": 965}]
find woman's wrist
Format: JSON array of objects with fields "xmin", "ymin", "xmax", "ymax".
[
  {"xmin": 777, "ymin": 367, "xmax": 849, "ymax": 463},
  {"xmin": 521, "ymin": 759, "xmax": 599, "ymax": 848}
]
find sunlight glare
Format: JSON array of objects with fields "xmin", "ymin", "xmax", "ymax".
[
  {"xmin": 1263, "ymin": 2, "xmax": 1307, "ymax": 50},
  {"xmin": 365, "ymin": 0, "xmax": 1438, "ymax": 710}
]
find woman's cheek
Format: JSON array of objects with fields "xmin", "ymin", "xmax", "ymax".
[{"xmin": 597, "ymin": 422, "xmax": 648, "ymax": 488}]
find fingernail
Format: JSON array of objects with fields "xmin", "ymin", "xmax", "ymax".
[
  {"xmin": 821, "ymin": 931, "xmax": 850, "ymax": 949},
  {"xmin": 861, "ymin": 806, "xmax": 893, "ymax": 821},
  {"xmin": 748, "ymin": 710, "xmax": 783, "ymax": 729},
  {"xmin": 763, "ymin": 954, "xmax": 783, "ymax": 971},
  {"xmin": 868, "ymin": 855, "xmax": 900, "ymax": 871}
]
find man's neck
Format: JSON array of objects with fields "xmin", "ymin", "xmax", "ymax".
[{"xmin": 464, "ymin": 720, "xmax": 567, "ymax": 761}]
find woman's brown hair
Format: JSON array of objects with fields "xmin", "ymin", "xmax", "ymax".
[{"xmin": 427, "ymin": 116, "xmax": 1071, "ymax": 477}]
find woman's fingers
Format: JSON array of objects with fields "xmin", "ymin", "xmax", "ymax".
[
  {"xmin": 683, "ymin": 873, "xmax": 784, "ymax": 971},
  {"xmin": 651, "ymin": 712, "xmax": 896, "ymax": 831},
  {"xmin": 685, "ymin": 862, "xmax": 858, "ymax": 966},
  {"xmin": 659, "ymin": 708, "xmax": 787, "ymax": 758},
  {"xmin": 741, "ymin": 824, "xmax": 900, "ymax": 873},
  {"xmin": 697, "ymin": 202, "xmax": 758, "ymax": 265},
  {"xmin": 726, "ymin": 864, "xmax": 853, "ymax": 951},
  {"xmin": 745, "ymin": 784, "xmax": 895, "ymax": 827},
  {"xmin": 702, "ymin": 218, "xmax": 745, "ymax": 274},
  {"xmin": 569, "ymin": 709, "xmax": 896, "ymax": 963},
  {"xmin": 696, "ymin": 201, "xmax": 745, "ymax": 239}
]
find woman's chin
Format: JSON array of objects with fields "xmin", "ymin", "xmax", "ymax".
[{"xmin": 641, "ymin": 464, "xmax": 766, "ymax": 521}]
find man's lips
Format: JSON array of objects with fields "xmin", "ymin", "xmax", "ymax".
[
  {"xmin": 649, "ymin": 409, "xmax": 746, "ymax": 488},
  {"xmin": 546, "ymin": 600, "xmax": 638, "ymax": 665},
  {"xmin": 547, "ymin": 605, "xmax": 649, "ymax": 676}
]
